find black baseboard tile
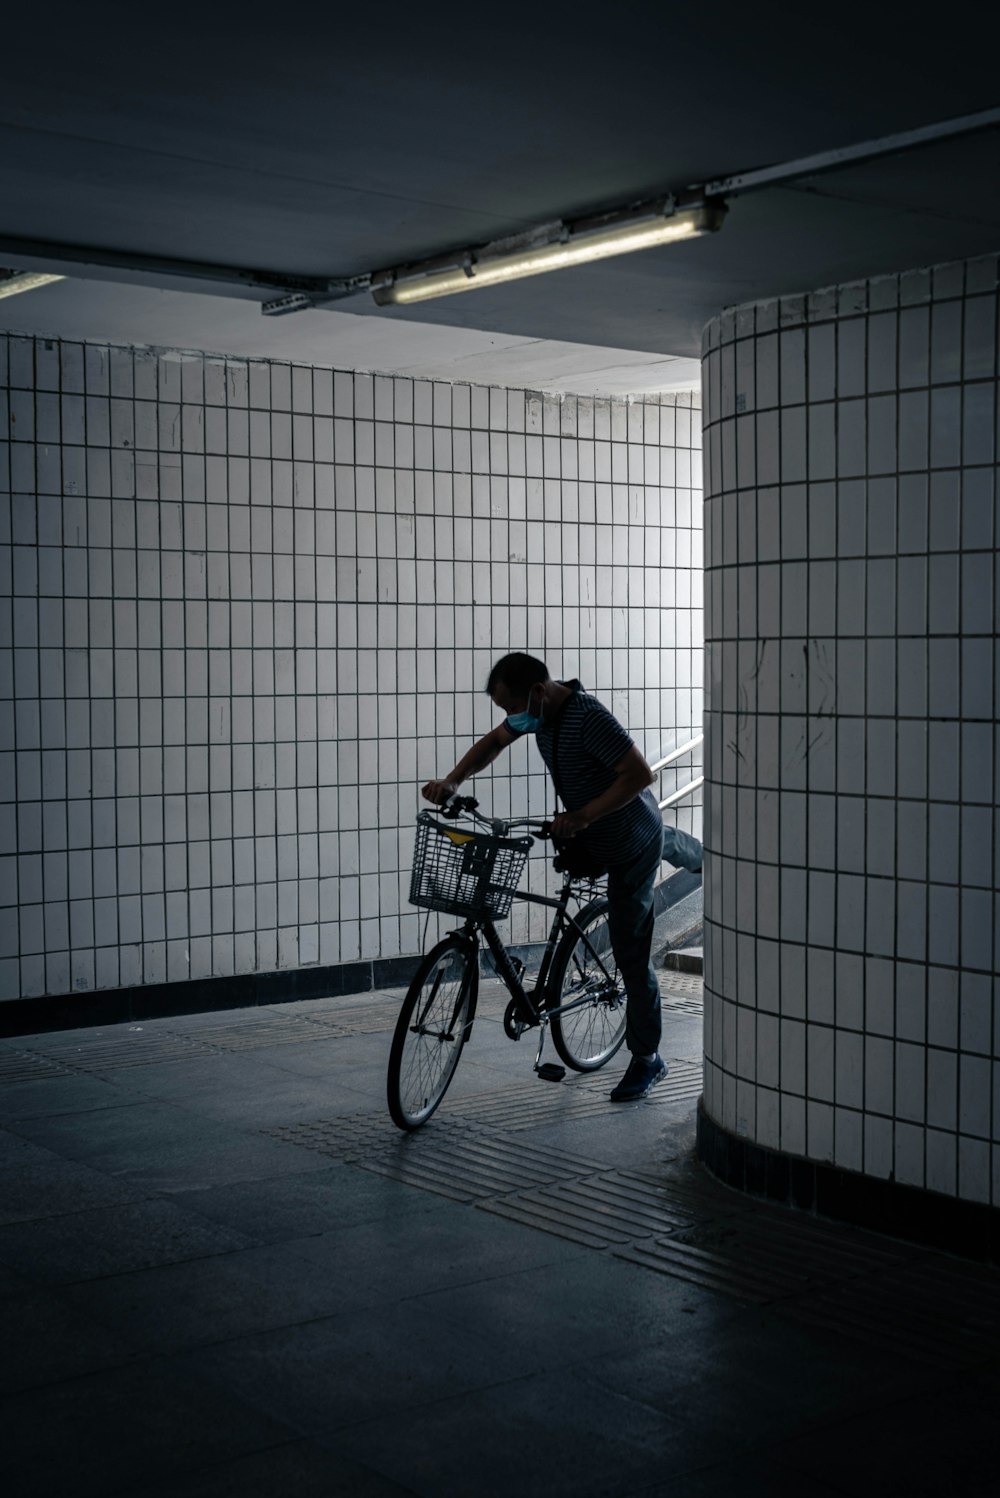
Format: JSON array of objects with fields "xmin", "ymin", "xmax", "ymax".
[
  {"xmin": 0, "ymin": 938, "xmax": 581, "ymax": 1039},
  {"xmin": 0, "ymin": 956, "xmax": 406, "ymax": 1039},
  {"xmin": 0, "ymin": 989, "xmax": 133, "ymax": 1037},
  {"xmin": 697, "ymin": 1100, "xmax": 1000, "ymax": 1265},
  {"xmin": 372, "ymin": 954, "xmax": 422, "ymax": 989}
]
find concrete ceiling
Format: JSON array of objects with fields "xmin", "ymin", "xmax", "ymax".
[
  {"xmin": 1, "ymin": 1, "xmax": 999, "ymax": 387},
  {"xmin": 0, "ymin": 279, "xmax": 702, "ymax": 396}
]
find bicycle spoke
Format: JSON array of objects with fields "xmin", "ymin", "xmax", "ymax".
[
  {"xmin": 389, "ymin": 941, "xmax": 474, "ymax": 1128},
  {"xmin": 415, "ymin": 968, "xmax": 447, "ymax": 1031},
  {"xmin": 548, "ymin": 900, "xmax": 626, "ymax": 1071}
]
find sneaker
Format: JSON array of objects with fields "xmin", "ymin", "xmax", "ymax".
[{"xmin": 609, "ymin": 1053, "xmax": 667, "ymax": 1102}]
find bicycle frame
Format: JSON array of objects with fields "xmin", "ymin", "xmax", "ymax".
[
  {"xmin": 388, "ymin": 797, "xmax": 631, "ymax": 1129},
  {"xmin": 447, "ymin": 877, "xmax": 617, "ymax": 1073},
  {"xmin": 414, "ymin": 796, "xmax": 620, "ymax": 1071}
]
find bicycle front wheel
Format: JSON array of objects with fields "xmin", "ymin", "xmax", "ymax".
[
  {"xmin": 387, "ymin": 935, "xmax": 478, "ymax": 1130},
  {"xmin": 547, "ymin": 898, "xmax": 627, "ymax": 1071}
]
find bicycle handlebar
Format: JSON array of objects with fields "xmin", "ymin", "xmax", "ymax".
[
  {"xmin": 427, "ymin": 795, "xmax": 553, "ymax": 840},
  {"xmin": 439, "ymin": 793, "xmax": 479, "ymax": 819}
]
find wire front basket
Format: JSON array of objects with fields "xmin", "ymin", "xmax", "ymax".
[{"xmin": 409, "ymin": 812, "xmax": 533, "ymax": 920}]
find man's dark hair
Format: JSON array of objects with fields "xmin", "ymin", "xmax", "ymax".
[{"xmin": 486, "ymin": 652, "xmax": 550, "ymax": 698}]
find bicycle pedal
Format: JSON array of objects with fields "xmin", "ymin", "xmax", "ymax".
[{"xmin": 535, "ymin": 1062, "xmax": 566, "ymax": 1082}]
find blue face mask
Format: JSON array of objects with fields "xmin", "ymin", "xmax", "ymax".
[{"xmin": 507, "ymin": 688, "xmax": 544, "ymax": 734}]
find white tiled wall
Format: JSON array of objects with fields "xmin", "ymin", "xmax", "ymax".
[
  {"xmin": 0, "ymin": 335, "xmax": 703, "ymax": 1001},
  {"xmin": 701, "ymin": 253, "xmax": 999, "ymax": 1206}
]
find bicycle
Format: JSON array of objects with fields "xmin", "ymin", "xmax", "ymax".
[{"xmin": 387, "ymin": 795, "xmax": 627, "ymax": 1131}]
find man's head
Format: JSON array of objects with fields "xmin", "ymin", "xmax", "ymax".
[{"xmin": 486, "ymin": 652, "xmax": 550, "ymax": 718}]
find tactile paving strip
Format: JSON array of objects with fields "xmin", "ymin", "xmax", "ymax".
[
  {"xmin": 659, "ymin": 972, "xmax": 704, "ymax": 1015},
  {"xmin": 248, "ymin": 991, "xmax": 494, "ymax": 1045},
  {"xmin": 359, "ymin": 1131, "xmax": 608, "ymax": 1204},
  {"xmin": 308, "ymin": 1004, "xmax": 406, "ymax": 1037},
  {"xmin": 265, "ymin": 989, "xmax": 512, "ymax": 1040},
  {"xmin": 265, "ymin": 1056, "xmax": 702, "ymax": 1160},
  {"xmin": 18, "ymin": 1004, "xmax": 406, "ymax": 1069},
  {"xmin": 8, "ymin": 987, "xmax": 523, "ymax": 1075},
  {"xmin": 615, "ymin": 1200, "xmax": 909, "ymax": 1305},
  {"xmin": 659, "ymin": 972, "xmax": 704, "ymax": 998},
  {"xmin": 444, "ymin": 1059, "xmax": 703, "ymax": 1132},
  {"xmin": 661, "ymin": 996, "xmax": 704, "ymax": 1015},
  {"xmin": 264, "ymin": 1101, "xmax": 999, "ymax": 1357},
  {"xmin": 482, "ymin": 1169, "xmax": 698, "ymax": 1250},
  {"xmin": 0, "ymin": 1047, "xmax": 79, "ymax": 1082},
  {"xmin": 22, "ymin": 1030, "xmax": 219, "ymax": 1070},
  {"xmin": 266, "ymin": 1110, "xmax": 396, "ymax": 1161},
  {"xmin": 265, "ymin": 1099, "xmax": 1000, "ymax": 1364},
  {"xmin": 18, "ymin": 989, "xmax": 1000, "ymax": 1366},
  {"xmin": 168, "ymin": 1014, "xmax": 346, "ymax": 1051},
  {"xmin": 265, "ymin": 1112, "xmax": 607, "ymax": 1205}
]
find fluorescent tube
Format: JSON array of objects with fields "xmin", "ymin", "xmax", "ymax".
[
  {"xmin": 0, "ymin": 271, "xmax": 66, "ymax": 300},
  {"xmin": 372, "ymin": 201, "xmax": 725, "ymax": 306}
]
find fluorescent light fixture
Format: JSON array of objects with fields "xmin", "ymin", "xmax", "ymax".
[
  {"xmin": 371, "ymin": 199, "xmax": 725, "ymax": 306},
  {"xmin": 0, "ymin": 270, "xmax": 66, "ymax": 300}
]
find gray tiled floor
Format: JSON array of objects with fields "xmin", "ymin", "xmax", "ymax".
[{"xmin": 1, "ymin": 977, "xmax": 997, "ymax": 1497}]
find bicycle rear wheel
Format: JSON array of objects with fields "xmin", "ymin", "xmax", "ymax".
[
  {"xmin": 547, "ymin": 898, "xmax": 626, "ymax": 1070},
  {"xmin": 387, "ymin": 935, "xmax": 478, "ymax": 1130}
]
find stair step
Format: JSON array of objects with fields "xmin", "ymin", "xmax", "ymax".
[{"xmin": 663, "ymin": 947, "xmax": 703, "ymax": 974}]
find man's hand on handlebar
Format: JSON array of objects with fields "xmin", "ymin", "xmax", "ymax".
[
  {"xmin": 422, "ymin": 782, "xmax": 480, "ymax": 818},
  {"xmin": 550, "ymin": 809, "xmax": 591, "ymax": 840},
  {"xmin": 421, "ymin": 779, "xmax": 459, "ymax": 806}
]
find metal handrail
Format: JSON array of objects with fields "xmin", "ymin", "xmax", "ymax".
[
  {"xmin": 659, "ymin": 775, "xmax": 704, "ymax": 811},
  {"xmin": 649, "ymin": 734, "xmax": 703, "ymax": 776}
]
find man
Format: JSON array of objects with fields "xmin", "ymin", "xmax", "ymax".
[{"xmin": 421, "ymin": 652, "xmax": 703, "ymax": 1102}]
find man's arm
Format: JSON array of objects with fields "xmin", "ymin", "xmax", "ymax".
[
  {"xmin": 422, "ymin": 722, "xmax": 519, "ymax": 805},
  {"xmin": 550, "ymin": 745, "xmax": 654, "ymax": 838}
]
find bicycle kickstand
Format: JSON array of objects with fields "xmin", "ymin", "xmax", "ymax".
[{"xmin": 533, "ymin": 1020, "xmax": 565, "ymax": 1083}]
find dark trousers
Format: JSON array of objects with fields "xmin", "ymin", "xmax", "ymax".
[{"xmin": 606, "ymin": 824, "xmax": 702, "ymax": 1057}]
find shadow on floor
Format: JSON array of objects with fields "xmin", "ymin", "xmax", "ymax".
[{"xmin": 0, "ymin": 977, "xmax": 997, "ymax": 1497}]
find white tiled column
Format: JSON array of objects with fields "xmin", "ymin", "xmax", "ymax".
[
  {"xmin": 0, "ymin": 336, "xmax": 703, "ymax": 1004},
  {"xmin": 701, "ymin": 253, "xmax": 999, "ymax": 1207}
]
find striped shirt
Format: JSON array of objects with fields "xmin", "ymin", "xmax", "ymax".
[{"xmin": 505, "ymin": 681, "xmax": 662, "ymax": 867}]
